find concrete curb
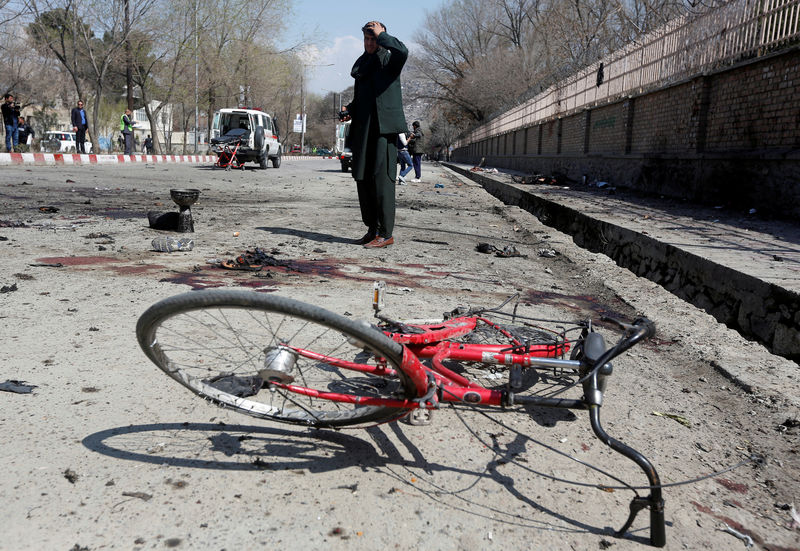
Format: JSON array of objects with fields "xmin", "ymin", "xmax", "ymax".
[
  {"xmin": 0, "ymin": 152, "xmax": 216, "ymax": 166},
  {"xmin": 444, "ymin": 162, "xmax": 800, "ymax": 364}
]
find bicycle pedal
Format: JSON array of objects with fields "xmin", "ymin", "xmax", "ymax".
[{"xmin": 407, "ymin": 408, "xmax": 433, "ymax": 426}]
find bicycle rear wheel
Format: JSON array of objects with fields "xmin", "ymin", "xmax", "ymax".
[{"xmin": 136, "ymin": 290, "xmax": 414, "ymax": 427}]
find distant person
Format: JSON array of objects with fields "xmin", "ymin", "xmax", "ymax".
[
  {"xmin": 2, "ymin": 93, "xmax": 20, "ymax": 152},
  {"xmin": 407, "ymin": 120, "xmax": 424, "ymax": 182},
  {"xmin": 17, "ymin": 116, "xmax": 34, "ymax": 146},
  {"xmin": 120, "ymin": 108, "xmax": 134, "ymax": 155},
  {"xmin": 339, "ymin": 20, "xmax": 408, "ymax": 249},
  {"xmin": 143, "ymin": 135, "xmax": 153, "ymax": 154},
  {"xmin": 71, "ymin": 99, "xmax": 89, "ymax": 153},
  {"xmin": 396, "ymin": 130, "xmax": 413, "ymax": 184}
]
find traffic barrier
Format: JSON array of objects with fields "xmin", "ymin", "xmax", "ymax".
[{"xmin": 0, "ymin": 152, "xmax": 217, "ymax": 166}]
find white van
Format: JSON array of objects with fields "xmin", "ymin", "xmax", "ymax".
[
  {"xmin": 335, "ymin": 120, "xmax": 351, "ymax": 172},
  {"xmin": 210, "ymin": 108, "xmax": 282, "ymax": 168}
]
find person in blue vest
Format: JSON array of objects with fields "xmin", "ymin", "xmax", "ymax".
[
  {"xmin": 71, "ymin": 100, "xmax": 89, "ymax": 153},
  {"xmin": 339, "ymin": 21, "xmax": 408, "ymax": 249},
  {"xmin": 120, "ymin": 109, "xmax": 134, "ymax": 155}
]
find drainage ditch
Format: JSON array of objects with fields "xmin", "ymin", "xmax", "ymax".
[{"xmin": 445, "ymin": 163, "xmax": 800, "ymax": 363}]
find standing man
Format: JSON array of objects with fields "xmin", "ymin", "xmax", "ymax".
[
  {"xmin": 17, "ymin": 116, "xmax": 34, "ymax": 146},
  {"xmin": 339, "ymin": 21, "xmax": 408, "ymax": 249},
  {"xmin": 120, "ymin": 108, "xmax": 134, "ymax": 155},
  {"xmin": 408, "ymin": 120, "xmax": 424, "ymax": 182},
  {"xmin": 71, "ymin": 99, "xmax": 89, "ymax": 154},
  {"xmin": 2, "ymin": 93, "xmax": 20, "ymax": 152}
]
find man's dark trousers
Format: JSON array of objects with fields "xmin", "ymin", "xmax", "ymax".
[
  {"xmin": 356, "ymin": 119, "xmax": 396, "ymax": 238},
  {"xmin": 76, "ymin": 127, "xmax": 87, "ymax": 153}
]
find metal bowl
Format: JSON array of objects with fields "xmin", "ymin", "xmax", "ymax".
[{"xmin": 170, "ymin": 189, "xmax": 200, "ymax": 207}]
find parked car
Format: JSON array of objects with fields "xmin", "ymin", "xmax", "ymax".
[
  {"xmin": 209, "ymin": 107, "xmax": 281, "ymax": 169},
  {"xmin": 316, "ymin": 148, "xmax": 332, "ymax": 156},
  {"xmin": 41, "ymin": 131, "xmax": 93, "ymax": 153},
  {"xmin": 290, "ymin": 145, "xmax": 301, "ymax": 154}
]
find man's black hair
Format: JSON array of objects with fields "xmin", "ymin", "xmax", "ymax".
[
  {"xmin": 361, "ymin": 21, "xmax": 386, "ymax": 35},
  {"xmin": 412, "ymin": 121, "xmax": 420, "ymax": 128}
]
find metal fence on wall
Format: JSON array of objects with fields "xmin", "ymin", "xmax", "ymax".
[{"xmin": 458, "ymin": 0, "xmax": 800, "ymax": 147}]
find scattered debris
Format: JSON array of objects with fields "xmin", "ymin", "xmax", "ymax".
[
  {"xmin": 0, "ymin": 380, "xmax": 37, "ymax": 393},
  {"xmin": 718, "ymin": 523, "xmax": 753, "ymax": 547},
  {"xmin": 652, "ymin": 410, "xmax": 691, "ymax": 427},
  {"xmin": 220, "ymin": 248, "xmax": 291, "ymax": 272},
  {"xmin": 470, "ymin": 166, "xmax": 499, "ymax": 174},
  {"xmin": 512, "ymin": 174, "xmax": 559, "ymax": 185},
  {"xmin": 147, "ymin": 211, "xmax": 179, "ymax": 231},
  {"xmin": 777, "ymin": 418, "xmax": 799, "ymax": 433},
  {"xmin": 789, "ymin": 504, "xmax": 800, "ymax": 530},
  {"xmin": 122, "ymin": 491, "xmax": 153, "ymax": 501},
  {"xmin": 151, "ymin": 236, "xmax": 194, "ymax": 252},
  {"xmin": 772, "ymin": 255, "xmax": 784, "ymax": 262},
  {"xmin": 411, "ymin": 238, "xmax": 449, "ymax": 245},
  {"xmin": 64, "ymin": 469, "xmax": 79, "ymax": 483},
  {"xmin": 1, "ymin": 283, "xmax": 18, "ymax": 293},
  {"xmin": 38, "ymin": 206, "xmax": 59, "ymax": 213},
  {"xmin": 28, "ymin": 262, "xmax": 63, "ymax": 267},
  {"xmin": 537, "ymin": 248, "xmax": 558, "ymax": 258},
  {"xmin": 13, "ymin": 273, "xmax": 34, "ymax": 280},
  {"xmin": 476, "ymin": 243, "xmax": 527, "ymax": 258},
  {"xmin": 0, "ymin": 220, "xmax": 28, "ymax": 228}
]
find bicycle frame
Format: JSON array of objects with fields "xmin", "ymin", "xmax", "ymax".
[{"xmin": 267, "ymin": 313, "xmax": 666, "ymax": 547}]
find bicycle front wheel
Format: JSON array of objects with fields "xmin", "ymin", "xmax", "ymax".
[{"xmin": 136, "ymin": 290, "xmax": 414, "ymax": 427}]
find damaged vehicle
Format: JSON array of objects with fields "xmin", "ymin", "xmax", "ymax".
[{"xmin": 210, "ymin": 108, "xmax": 282, "ymax": 169}]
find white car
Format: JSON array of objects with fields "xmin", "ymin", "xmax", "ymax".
[
  {"xmin": 210, "ymin": 108, "xmax": 281, "ymax": 168},
  {"xmin": 41, "ymin": 131, "xmax": 93, "ymax": 153},
  {"xmin": 335, "ymin": 120, "xmax": 351, "ymax": 172}
]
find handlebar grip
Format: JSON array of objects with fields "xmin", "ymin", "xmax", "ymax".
[{"xmin": 651, "ymin": 506, "xmax": 667, "ymax": 547}]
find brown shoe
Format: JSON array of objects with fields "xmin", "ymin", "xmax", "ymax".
[
  {"xmin": 364, "ymin": 236, "xmax": 394, "ymax": 248},
  {"xmin": 354, "ymin": 231, "xmax": 376, "ymax": 245}
]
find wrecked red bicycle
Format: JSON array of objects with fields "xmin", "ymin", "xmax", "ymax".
[{"xmin": 136, "ymin": 288, "xmax": 666, "ymax": 546}]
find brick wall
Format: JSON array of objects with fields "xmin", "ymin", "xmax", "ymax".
[{"xmin": 452, "ymin": 47, "xmax": 800, "ymax": 218}]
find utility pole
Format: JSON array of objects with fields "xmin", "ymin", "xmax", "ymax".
[
  {"xmin": 125, "ymin": 0, "xmax": 133, "ymax": 110},
  {"xmin": 194, "ymin": 0, "xmax": 199, "ymax": 153},
  {"xmin": 300, "ymin": 70, "xmax": 305, "ymax": 154}
]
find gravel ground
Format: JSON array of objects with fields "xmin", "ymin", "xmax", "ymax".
[{"xmin": 0, "ymin": 159, "xmax": 798, "ymax": 550}]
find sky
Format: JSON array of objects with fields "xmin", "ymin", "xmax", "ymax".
[{"xmin": 279, "ymin": 0, "xmax": 441, "ymax": 95}]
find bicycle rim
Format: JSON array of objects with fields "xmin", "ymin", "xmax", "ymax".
[{"xmin": 136, "ymin": 290, "xmax": 414, "ymax": 427}]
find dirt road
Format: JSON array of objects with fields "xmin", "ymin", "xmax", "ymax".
[{"xmin": 0, "ymin": 159, "xmax": 798, "ymax": 550}]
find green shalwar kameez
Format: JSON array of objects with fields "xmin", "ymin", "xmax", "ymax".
[{"xmin": 346, "ymin": 32, "xmax": 408, "ymax": 239}]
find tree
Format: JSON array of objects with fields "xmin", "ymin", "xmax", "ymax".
[{"xmin": 28, "ymin": 0, "xmax": 156, "ymax": 151}]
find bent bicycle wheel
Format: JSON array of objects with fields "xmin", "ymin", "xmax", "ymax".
[{"xmin": 136, "ymin": 290, "xmax": 415, "ymax": 427}]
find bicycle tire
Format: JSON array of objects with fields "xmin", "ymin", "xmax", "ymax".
[{"xmin": 136, "ymin": 290, "xmax": 415, "ymax": 427}]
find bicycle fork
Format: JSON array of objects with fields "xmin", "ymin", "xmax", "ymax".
[
  {"xmin": 589, "ymin": 406, "xmax": 666, "ymax": 547},
  {"xmin": 581, "ymin": 331, "xmax": 666, "ymax": 547}
]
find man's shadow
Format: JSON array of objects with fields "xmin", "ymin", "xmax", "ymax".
[{"xmin": 256, "ymin": 226, "xmax": 353, "ymax": 245}]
